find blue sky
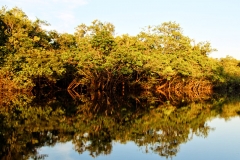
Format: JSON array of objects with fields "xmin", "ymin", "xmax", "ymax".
[{"xmin": 1, "ymin": 0, "xmax": 240, "ymax": 59}]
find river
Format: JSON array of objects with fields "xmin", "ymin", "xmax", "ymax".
[{"xmin": 0, "ymin": 90, "xmax": 240, "ymax": 160}]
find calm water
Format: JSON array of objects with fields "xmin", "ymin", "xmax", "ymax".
[
  {"xmin": 36, "ymin": 117, "xmax": 240, "ymax": 160},
  {"xmin": 0, "ymin": 91, "xmax": 240, "ymax": 160}
]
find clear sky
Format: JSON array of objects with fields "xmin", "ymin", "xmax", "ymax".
[{"xmin": 1, "ymin": 0, "xmax": 240, "ymax": 59}]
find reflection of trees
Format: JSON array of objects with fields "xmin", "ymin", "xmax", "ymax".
[
  {"xmin": 74, "ymin": 129, "xmax": 113, "ymax": 157},
  {"xmin": 0, "ymin": 93, "xmax": 75, "ymax": 160},
  {"xmin": 130, "ymin": 103, "xmax": 214, "ymax": 158},
  {"xmin": 70, "ymin": 91, "xmax": 215, "ymax": 158},
  {"xmin": 0, "ymin": 91, "xmax": 240, "ymax": 159}
]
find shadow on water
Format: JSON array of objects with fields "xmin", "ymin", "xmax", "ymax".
[{"xmin": 0, "ymin": 88, "xmax": 240, "ymax": 159}]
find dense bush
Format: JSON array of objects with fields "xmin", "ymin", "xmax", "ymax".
[{"xmin": 0, "ymin": 7, "xmax": 239, "ymax": 90}]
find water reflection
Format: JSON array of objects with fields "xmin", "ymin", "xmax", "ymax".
[{"xmin": 0, "ymin": 90, "xmax": 240, "ymax": 159}]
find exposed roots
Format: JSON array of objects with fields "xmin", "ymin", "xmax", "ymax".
[{"xmin": 154, "ymin": 78, "xmax": 212, "ymax": 104}]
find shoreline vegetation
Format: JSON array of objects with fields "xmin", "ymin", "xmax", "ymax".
[
  {"xmin": 1, "ymin": 7, "xmax": 240, "ymax": 96},
  {"xmin": 1, "ymin": 7, "xmax": 240, "ymax": 159}
]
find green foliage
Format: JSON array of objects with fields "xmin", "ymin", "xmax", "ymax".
[
  {"xmin": 1, "ymin": 6, "xmax": 240, "ymax": 160},
  {"xmin": 215, "ymin": 56, "xmax": 240, "ymax": 88},
  {"xmin": 0, "ymin": 7, "xmax": 239, "ymax": 90}
]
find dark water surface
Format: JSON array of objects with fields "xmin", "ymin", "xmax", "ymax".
[{"xmin": 1, "ymin": 91, "xmax": 240, "ymax": 160}]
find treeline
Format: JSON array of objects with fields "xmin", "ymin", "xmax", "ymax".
[{"xmin": 1, "ymin": 7, "xmax": 240, "ymax": 92}]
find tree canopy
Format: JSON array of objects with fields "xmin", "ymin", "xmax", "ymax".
[{"xmin": 0, "ymin": 6, "xmax": 239, "ymax": 92}]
